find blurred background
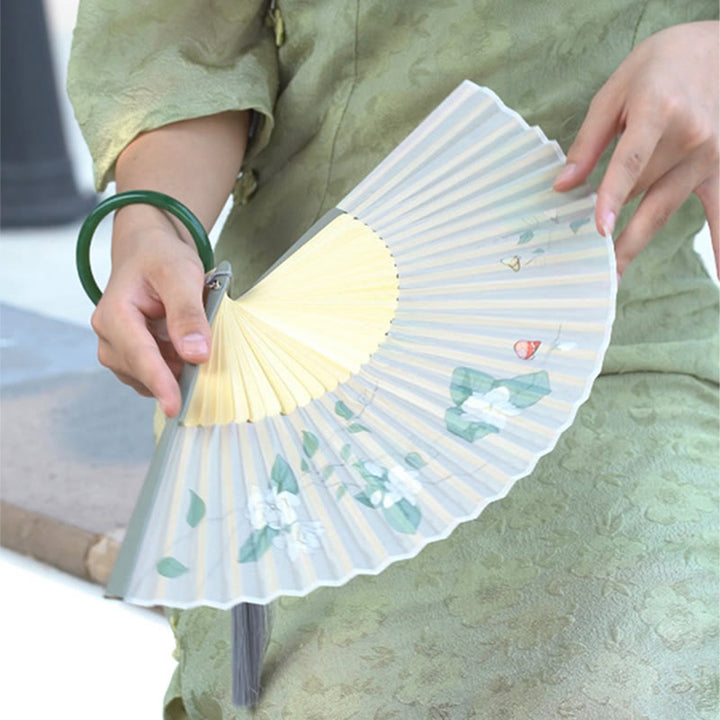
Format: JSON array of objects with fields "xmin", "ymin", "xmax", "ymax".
[
  {"xmin": 0, "ymin": 1, "xmax": 223, "ymax": 717},
  {"xmin": 0, "ymin": 1, "xmax": 716, "ymax": 718}
]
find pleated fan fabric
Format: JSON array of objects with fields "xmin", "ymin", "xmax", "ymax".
[{"xmin": 110, "ymin": 82, "xmax": 615, "ymax": 609}]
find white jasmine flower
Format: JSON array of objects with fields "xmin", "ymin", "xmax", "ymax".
[
  {"xmin": 383, "ymin": 465, "xmax": 422, "ymax": 507},
  {"xmin": 274, "ymin": 520, "xmax": 325, "ymax": 561},
  {"xmin": 246, "ymin": 488, "xmax": 299, "ymax": 530},
  {"xmin": 461, "ymin": 386, "xmax": 521, "ymax": 430}
]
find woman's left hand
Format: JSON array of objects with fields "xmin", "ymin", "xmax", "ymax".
[{"xmin": 553, "ymin": 21, "xmax": 719, "ymax": 278}]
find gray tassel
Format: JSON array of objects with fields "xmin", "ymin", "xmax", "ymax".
[{"xmin": 231, "ymin": 602, "xmax": 269, "ymax": 706}]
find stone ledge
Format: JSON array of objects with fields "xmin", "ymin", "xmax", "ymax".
[{"xmin": 1, "ymin": 500, "xmax": 121, "ymax": 585}]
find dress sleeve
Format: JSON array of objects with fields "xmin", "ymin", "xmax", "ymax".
[{"xmin": 67, "ymin": 0, "xmax": 278, "ymax": 191}]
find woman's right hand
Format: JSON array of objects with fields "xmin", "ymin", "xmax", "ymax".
[
  {"xmin": 91, "ymin": 205, "xmax": 212, "ymax": 418},
  {"xmin": 87, "ymin": 110, "xmax": 249, "ymax": 416}
]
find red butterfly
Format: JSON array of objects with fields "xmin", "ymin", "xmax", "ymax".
[{"xmin": 514, "ymin": 340, "xmax": 541, "ymax": 360}]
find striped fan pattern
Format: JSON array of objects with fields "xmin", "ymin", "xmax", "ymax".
[{"xmin": 107, "ymin": 81, "xmax": 616, "ymax": 609}]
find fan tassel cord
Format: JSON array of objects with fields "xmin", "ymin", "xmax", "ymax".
[{"xmin": 232, "ymin": 602, "xmax": 270, "ymax": 706}]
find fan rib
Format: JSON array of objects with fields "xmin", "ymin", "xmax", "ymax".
[
  {"xmin": 358, "ymin": 379, "xmax": 539, "ymax": 493},
  {"xmin": 286, "ymin": 411, "xmax": 358, "ymax": 577},
  {"xmin": 313, "ymin": 398, "xmax": 419, "ymax": 555},
  {"xmin": 294, "ymin": 405, "xmax": 392, "ymax": 569},
  {"xmin": 344, "ymin": 377, "xmax": 512, "ymax": 492},
  {"xmin": 376, "ymin": 167, "xmax": 569, "ymax": 241},
  {"xmin": 153, "ymin": 427, "xmax": 199, "ymax": 604},
  {"xmin": 383, "ymin": 186, "xmax": 590, "ymax": 250},
  {"xmin": 329, "ymin": 386, "xmax": 480, "ymax": 527},
  {"xmin": 359, "ymin": 122, "xmax": 534, "ymax": 224},
  {"xmin": 375, "ymin": 341, "xmax": 586, "ymax": 399},
  {"xmin": 364, "ymin": 143, "xmax": 562, "ymax": 232},
  {"xmin": 248, "ymin": 423, "xmax": 282, "ymax": 596},
  {"xmin": 360, "ymin": 359, "xmax": 554, "ymax": 452},
  {"xmin": 393, "ymin": 310, "xmax": 609, "ymax": 334},
  {"xmin": 343, "ymin": 83, "xmax": 490, "ymax": 213},
  {"xmin": 183, "ymin": 214, "xmax": 398, "ymax": 427},
  {"xmin": 221, "ymin": 427, "xmax": 242, "ymax": 600},
  {"xmin": 125, "ymin": 429, "xmax": 185, "ymax": 604}
]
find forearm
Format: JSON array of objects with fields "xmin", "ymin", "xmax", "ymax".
[{"xmin": 113, "ymin": 110, "xmax": 249, "ymax": 251}]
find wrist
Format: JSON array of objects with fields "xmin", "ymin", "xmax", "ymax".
[{"xmin": 113, "ymin": 202, "xmax": 196, "ymax": 248}]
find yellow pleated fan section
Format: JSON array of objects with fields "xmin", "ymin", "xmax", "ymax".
[{"xmin": 183, "ymin": 213, "xmax": 399, "ymax": 426}]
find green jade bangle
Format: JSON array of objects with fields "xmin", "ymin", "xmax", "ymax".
[{"xmin": 76, "ymin": 190, "xmax": 215, "ymax": 305}]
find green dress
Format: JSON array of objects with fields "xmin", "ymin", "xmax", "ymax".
[{"xmin": 68, "ymin": 1, "xmax": 719, "ymax": 717}]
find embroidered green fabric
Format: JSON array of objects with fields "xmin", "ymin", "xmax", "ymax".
[{"xmin": 68, "ymin": 1, "xmax": 718, "ymax": 717}]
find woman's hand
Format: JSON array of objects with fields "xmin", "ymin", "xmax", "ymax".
[
  {"xmin": 91, "ymin": 206, "xmax": 211, "ymax": 417},
  {"xmin": 553, "ymin": 21, "xmax": 719, "ymax": 278},
  {"xmin": 87, "ymin": 111, "xmax": 248, "ymax": 416}
]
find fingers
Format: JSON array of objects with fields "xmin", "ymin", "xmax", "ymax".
[
  {"xmin": 90, "ymin": 220, "xmax": 213, "ymax": 414},
  {"xmin": 594, "ymin": 112, "xmax": 666, "ymax": 238},
  {"xmin": 95, "ymin": 304, "xmax": 183, "ymax": 416},
  {"xmin": 553, "ymin": 82, "xmax": 623, "ymax": 192},
  {"xmin": 554, "ymin": 84, "xmax": 667, "ymax": 240},
  {"xmin": 149, "ymin": 259, "xmax": 212, "ymax": 364},
  {"xmin": 696, "ymin": 177, "xmax": 720, "ymax": 278},
  {"xmin": 555, "ymin": 21, "xmax": 719, "ymax": 278},
  {"xmin": 613, "ymin": 161, "xmax": 697, "ymax": 276}
]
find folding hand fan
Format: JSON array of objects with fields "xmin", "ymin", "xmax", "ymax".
[{"xmin": 77, "ymin": 81, "xmax": 616, "ymax": 706}]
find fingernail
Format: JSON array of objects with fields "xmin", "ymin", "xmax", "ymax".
[
  {"xmin": 554, "ymin": 163, "xmax": 577, "ymax": 186},
  {"xmin": 602, "ymin": 211, "xmax": 616, "ymax": 238},
  {"xmin": 181, "ymin": 333, "xmax": 209, "ymax": 357}
]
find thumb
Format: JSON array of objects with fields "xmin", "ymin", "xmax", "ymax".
[{"xmin": 160, "ymin": 262, "xmax": 212, "ymax": 364}]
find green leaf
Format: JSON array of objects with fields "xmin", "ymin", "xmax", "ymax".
[
  {"xmin": 238, "ymin": 526, "xmax": 280, "ymax": 563},
  {"xmin": 382, "ymin": 499, "xmax": 421, "ymax": 534},
  {"xmin": 449, "ymin": 367, "xmax": 495, "ymax": 406},
  {"xmin": 518, "ymin": 229, "xmax": 534, "ymax": 244},
  {"xmin": 496, "ymin": 371, "xmax": 551, "ymax": 409},
  {"xmin": 157, "ymin": 557, "xmax": 189, "ymax": 578},
  {"xmin": 340, "ymin": 444, "xmax": 352, "ymax": 462},
  {"xmin": 336, "ymin": 485, "xmax": 347, "ymax": 500},
  {"xmin": 302, "ymin": 431, "xmax": 319, "ymax": 458},
  {"xmin": 353, "ymin": 461, "xmax": 387, "ymax": 486},
  {"xmin": 569, "ymin": 217, "xmax": 590, "ymax": 234},
  {"xmin": 404, "ymin": 452, "xmax": 426, "ymax": 469},
  {"xmin": 335, "ymin": 401, "xmax": 353, "ymax": 420},
  {"xmin": 354, "ymin": 491, "xmax": 376, "ymax": 508},
  {"xmin": 347, "ymin": 423, "xmax": 370, "ymax": 433},
  {"xmin": 445, "ymin": 407, "xmax": 498, "ymax": 442},
  {"xmin": 322, "ymin": 465, "xmax": 334, "ymax": 480},
  {"xmin": 271, "ymin": 455, "xmax": 299, "ymax": 494},
  {"xmin": 186, "ymin": 490, "xmax": 206, "ymax": 528},
  {"xmin": 300, "ymin": 458, "xmax": 309, "ymax": 473}
]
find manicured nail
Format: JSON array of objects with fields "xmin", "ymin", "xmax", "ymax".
[
  {"xmin": 181, "ymin": 333, "xmax": 209, "ymax": 357},
  {"xmin": 602, "ymin": 211, "xmax": 616, "ymax": 238},
  {"xmin": 554, "ymin": 163, "xmax": 577, "ymax": 186}
]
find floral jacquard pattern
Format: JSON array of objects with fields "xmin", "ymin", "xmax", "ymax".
[{"xmin": 639, "ymin": 583, "xmax": 719, "ymax": 652}]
